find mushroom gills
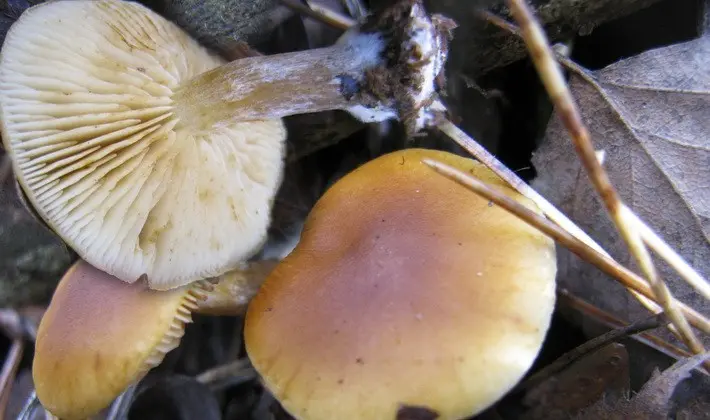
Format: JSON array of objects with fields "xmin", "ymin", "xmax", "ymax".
[{"xmin": 0, "ymin": 0, "xmax": 287, "ymax": 290}]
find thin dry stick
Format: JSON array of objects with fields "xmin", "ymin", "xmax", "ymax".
[
  {"xmin": 506, "ymin": 0, "xmax": 704, "ymax": 356},
  {"xmin": 439, "ymin": 95, "xmax": 670, "ymax": 327},
  {"xmin": 308, "ymin": 1, "xmax": 358, "ymax": 27},
  {"xmin": 631, "ymin": 216, "xmax": 710, "ymax": 301},
  {"xmin": 481, "ymin": 12, "xmax": 710, "ymax": 303},
  {"xmin": 557, "ymin": 290, "xmax": 695, "ymax": 362},
  {"xmin": 0, "ymin": 340, "xmax": 24, "ymax": 417},
  {"xmin": 422, "ymin": 158, "xmax": 710, "ymax": 337},
  {"xmin": 439, "ymin": 120, "xmax": 611, "ymax": 259},
  {"xmin": 476, "ymin": 9, "xmax": 522, "ymax": 37},
  {"xmin": 280, "ymin": 0, "xmax": 354, "ymax": 31},
  {"xmin": 196, "ymin": 358, "xmax": 256, "ymax": 385},
  {"xmin": 438, "ymin": 123, "xmax": 678, "ymax": 338}
]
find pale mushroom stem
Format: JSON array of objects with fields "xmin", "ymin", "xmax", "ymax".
[
  {"xmin": 195, "ymin": 260, "xmax": 280, "ymax": 316},
  {"xmin": 173, "ymin": 0, "xmax": 454, "ymax": 135},
  {"xmin": 173, "ymin": 35, "xmax": 383, "ymax": 125}
]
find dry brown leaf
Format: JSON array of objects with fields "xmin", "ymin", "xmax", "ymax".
[
  {"xmin": 575, "ymin": 351, "xmax": 710, "ymax": 419},
  {"xmin": 531, "ymin": 31, "xmax": 710, "ymax": 346}
]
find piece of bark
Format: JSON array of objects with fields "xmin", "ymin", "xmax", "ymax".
[
  {"xmin": 141, "ymin": 0, "xmax": 289, "ymax": 58},
  {"xmin": 370, "ymin": 0, "xmax": 665, "ymax": 77}
]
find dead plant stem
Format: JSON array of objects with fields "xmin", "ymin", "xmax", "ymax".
[
  {"xmin": 558, "ymin": 290, "xmax": 696, "ymax": 363},
  {"xmin": 0, "ymin": 340, "xmax": 24, "ymax": 418},
  {"xmin": 280, "ymin": 0, "xmax": 354, "ymax": 30}
]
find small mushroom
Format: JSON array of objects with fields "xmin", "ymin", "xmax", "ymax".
[
  {"xmin": 32, "ymin": 260, "xmax": 208, "ymax": 419},
  {"xmin": 0, "ymin": 0, "xmax": 453, "ymax": 290},
  {"xmin": 32, "ymin": 258, "xmax": 275, "ymax": 419},
  {"xmin": 244, "ymin": 148, "xmax": 558, "ymax": 420}
]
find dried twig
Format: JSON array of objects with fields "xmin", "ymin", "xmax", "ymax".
[
  {"xmin": 0, "ymin": 308, "xmax": 42, "ymax": 341},
  {"xmin": 195, "ymin": 358, "xmax": 256, "ymax": 390},
  {"xmin": 307, "ymin": 1, "xmax": 357, "ymax": 27},
  {"xmin": 505, "ymin": 0, "xmax": 704, "ymax": 357},
  {"xmin": 280, "ymin": 0, "xmax": 354, "ymax": 30},
  {"xmin": 630, "ymin": 216, "xmax": 710, "ymax": 301},
  {"xmin": 476, "ymin": 9, "xmax": 522, "ymax": 37},
  {"xmin": 432, "ymin": 123, "xmax": 674, "ymax": 331},
  {"xmin": 0, "ymin": 340, "xmax": 24, "ymax": 418},
  {"xmin": 421, "ymin": 159, "xmax": 710, "ymax": 337},
  {"xmin": 558, "ymin": 290, "xmax": 695, "ymax": 362},
  {"xmin": 437, "ymin": 120, "xmax": 611, "ymax": 258},
  {"xmin": 105, "ymin": 384, "xmax": 137, "ymax": 420}
]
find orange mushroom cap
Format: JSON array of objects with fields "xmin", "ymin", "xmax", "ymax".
[
  {"xmin": 32, "ymin": 260, "xmax": 208, "ymax": 419},
  {"xmin": 244, "ymin": 148, "xmax": 557, "ymax": 420}
]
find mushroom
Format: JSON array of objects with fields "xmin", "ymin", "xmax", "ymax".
[
  {"xmin": 0, "ymin": 0, "xmax": 453, "ymax": 290},
  {"xmin": 32, "ymin": 260, "xmax": 207, "ymax": 419},
  {"xmin": 244, "ymin": 148, "xmax": 557, "ymax": 420},
  {"xmin": 32, "ymin": 258, "xmax": 277, "ymax": 419}
]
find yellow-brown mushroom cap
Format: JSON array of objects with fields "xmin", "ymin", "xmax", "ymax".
[
  {"xmin": 244, "ymin": 148, "xmax": 557, "ymax": 420},
  {"xmin": 32, "ymin": 260, "xmax": 207, "ymax": 419}
]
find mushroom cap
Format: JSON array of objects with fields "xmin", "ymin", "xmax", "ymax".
[
  {"xmin": 244, "ymin": 148, "xmax": 557, "ymax": 420},
  {"xmin": 32, "ymin": 259, "xmax": 207, "ymax": 419},
  {"xmin": 0, "ymin": 0, "xmax": 286, "ymax": 290}
]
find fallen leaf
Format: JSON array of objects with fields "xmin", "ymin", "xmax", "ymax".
[
  {"xmin": 575, "ymin": 352, "xmax": 710, "ymax": 419},
  {"xmin": 520, "ymin": 343, "xmax": 630, "ymax": 420},
  {"xmin": 531, "ymin": 26, "xmax": 710, "ymax": 347}
]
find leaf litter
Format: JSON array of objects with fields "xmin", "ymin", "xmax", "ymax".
[{"xmin": 532, "ymin": 16, "xmax": 710, "ymax": 348}]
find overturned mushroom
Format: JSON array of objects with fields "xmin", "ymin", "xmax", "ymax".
[
  {"xmin": 0, "ymin": 0, "xmax": 452, "ymax": 290},
  {"xmin": 244, "ymin": 149, "xmax": 557, "ymax": 420},
  {"xmin": 32, "ymin": 258, "xmax": 276, "ymax": 419}
]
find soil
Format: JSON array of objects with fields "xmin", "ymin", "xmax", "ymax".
[{"xmin": 356, "ymin": 0, "xmax": 455, "ymax": 136}]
